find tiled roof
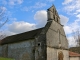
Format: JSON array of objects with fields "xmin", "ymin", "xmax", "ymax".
[
  {"xmin": 69, "ymin": 51, "xmax": 80, "ymax": 57},
  {"xmin": 0, "ymin": 27, "xmax": 43, "ymax": 45}
]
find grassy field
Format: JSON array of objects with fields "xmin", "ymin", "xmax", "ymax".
[{"xmin": 0, "ymin": 57, "xmax": 15, "ymax": 60}]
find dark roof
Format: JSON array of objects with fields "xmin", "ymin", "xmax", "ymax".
[
  {"xmin": 69, "ymin": 47, "xmax": 80, "ymax": 54},
  {"xmin": 0, "ymin": 28, "xmax": 43, "ymax": 45},
  {"xmin": 69, "ymin": 51, "xmax": 80, "ymax": 57}
]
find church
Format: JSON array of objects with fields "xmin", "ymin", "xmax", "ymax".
[{"xmin": 0, "ymin": 5, "xmax": 69, "ymax": 60}]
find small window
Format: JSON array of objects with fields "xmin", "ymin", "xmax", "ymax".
[
  {"xmin": 57, "ymin": 18, "xmax": 58, "ymax": 22},
  {"xmin": 38, "ymin": 42, "xmax": 41, "ymax": 46}
]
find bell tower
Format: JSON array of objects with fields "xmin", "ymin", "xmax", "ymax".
[
  {"xmin": 46, "ymin": 5, "xmax": 69, "ymax": 60},
  {"xmin": 47, "ymin": 5, "xmax": 60, "ymax": 24}
]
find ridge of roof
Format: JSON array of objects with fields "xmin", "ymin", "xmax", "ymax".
[
  {"xmin": 69, "ymin": 51, "xmax": 80, "ymax": 57},
  {"xmin": 0, "ymin": 27, "xmax": 44, "ymax": 45}
]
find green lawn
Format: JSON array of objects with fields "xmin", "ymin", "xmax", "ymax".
[{"xmin": 0, "ymin": 57, "xmax": 15, "ymax": 60}]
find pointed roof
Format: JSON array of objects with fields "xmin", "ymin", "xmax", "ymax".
[{"xmin": 69, "ymin": 51, "xmax": 80, "ymax": 57}]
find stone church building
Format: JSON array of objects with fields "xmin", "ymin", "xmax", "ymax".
[{"xmin": 0, "ymin": 5, "xmax": 69, "ymax": 60}]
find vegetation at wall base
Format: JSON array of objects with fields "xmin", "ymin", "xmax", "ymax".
[{"xmin": 0, "ymin": 57, "xmax": 15, "ymax": 60}]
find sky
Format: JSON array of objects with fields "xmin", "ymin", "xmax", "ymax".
[{"xmin": 0, "ymin": 0, "xmax": 80, "ymax": 47}]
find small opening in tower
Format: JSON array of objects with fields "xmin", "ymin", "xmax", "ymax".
[
  {"xmin": 57, "ymin": 18, "xmax": 58, "ymax": 22},
  {"xmin": 38, "ymin": 42, "xmax": 41, "ymax": 46}
]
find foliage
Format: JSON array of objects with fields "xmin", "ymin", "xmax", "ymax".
[
  {"xmin": 73, "ymin": 29, "xmax": 80, "ymax": 47},
  {"xmin": 0, "ymin": 57, "xmax": 15, "ymax": 60},
  {"xmin": 69, "ymin": 47, "xmax": 80, "ymax": 54}
]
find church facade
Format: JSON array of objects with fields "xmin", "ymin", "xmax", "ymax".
[{"xmin": 0, "ymin": 5, "xmax": 69, "ymax": 60}]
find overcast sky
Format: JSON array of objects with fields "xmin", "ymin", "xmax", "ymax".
[{"xmin": 0, "ymin": 0, "xmax": 80, "ymax": 47}]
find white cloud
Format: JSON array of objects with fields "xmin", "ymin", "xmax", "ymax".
[
  {"xmin": 62, "ymin": 0, "xmax": 80, "ymax": 13},
  {"xmin": 68, "ymin": 36, "xmax": 77, "ymax": 47},
  {"xmin": 47, "ymin": 0, "xmax": 54, "ymax": 2},
  {"xmin": 22, "ymin": 7, "xmax": 29, "ymax": 12},
  {"xmin": 8, "ymin": 0, "xmax": 23, "ymax": 6},
  {"xmin": 63, "ymin": 18, "xmax": 80, "ymax": 35},
  {"xmin": 3, "ymin": 30, "xmax": 16, "ymax": 36},
  {"xmin": 0, "ymin": 6, "xmax": 7, "ymax": 12},
  {"xmin": 1, "ymin": 0, "xmax": 7, "ymax": 5},
  {"xmin": 34, "ymin": 11, "xmax": 69, "ymax": 27},
  {"xmin": 33, "ymin": 2, "xmax": 46, "ymax": 8},
  {"xmin": 76, "ymin": 9, "xmax": 80, "ymax": 13},
  {"xmin": 4, "ymin": 10, "xmax": 47, "ymax": 35},
  {"xmin": 0, "ymin": 31, "xmax": 6, "ymax": 40},
  {"xmin": 63, "ymin": 26, "xmax": 72, "ymax": 34},
  {"xmin": 34, "ymin": 10, "xmax": 47, "ymax": 27},
  {"xmin": 63, "ymin": 19, "xmax": 80, "ymax": 47},
  {"xmin": 17, "ymin": 0, "xmax": 23, "ymax": 4},
  {"xmin": 1, "ymin": 0, "xmax": 23, "ymax": 8},
  {"xmin": 76, "ymin": 14, "xmax": 80, "ymax": 18},
  {"xmin": 59, "ymin": 15, "xmax": 69, "ymax": 25},
  {"xmin": 62, "ymin": 0, "xmax": 73, "ymax": 5},
  {"xmin": 8, "ymin": 21, "xmax": 36, "ymax": 33},
  {"xmin": 22, "ymin": 2, "xmax": 46, "ymax": 12},
  {"xmin": 62, "ymin": 0, "xmax": 80, "ymax": 35}
]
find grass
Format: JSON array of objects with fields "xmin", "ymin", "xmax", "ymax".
[{"xmin": 0, "ymin": 57, "xmax": 15, "ymax": 60}]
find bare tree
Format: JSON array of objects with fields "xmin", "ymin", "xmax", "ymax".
[
  {"xmin": 0, "ymin": 6, "xmax": 8, "ymax": 40},
  {"xmin": 0, "ymin": 6, "xmax": 8, "ymax": 29},
  {"xmin": 73, "ymin": 29, "xmax": 80, "ymax": 47},
  {"xmin": 0, "ymin": 31, "xmax": 6, "ymax": 40}
]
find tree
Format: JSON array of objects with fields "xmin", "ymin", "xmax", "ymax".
[
  {"xmin": 0, "ymin": 6, "xmax": 8, "ymax": 40},
  {"xmin": 0, "ymin": 6, "xmax": 8, "ymax": 29},
  {"xmin": 73, "ymin": 29, "xmax": 80, "ymax": 47},
  {"xmin": 0, "ymin": 31, "xmax": 6, "ymax": 40}
]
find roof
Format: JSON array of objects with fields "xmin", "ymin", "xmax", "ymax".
[
  {"xmin": 69, "ymin": 51, "xmax": 80, "ymax": 57},
  {"xmin": 69, "ymin": 47, "xmax": 80, "ymax": 54},
  {"xmin": 0, "ymin": 27, "xmax": 43, "ymax": 45}
]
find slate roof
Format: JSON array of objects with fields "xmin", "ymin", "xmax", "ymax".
[
  {"xmin": 69, "ymin": 51, "xmax": 80, "ymax": 57},
  {"xmin": 0, "ymin": 27, "xmax": 43, "ymax": 45}
]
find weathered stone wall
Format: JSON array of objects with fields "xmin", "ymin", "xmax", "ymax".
[
  {"xmin": 57, "ymin": 49, "xmax": 69, "ymax": 60},
  {"xmin": 47, "ymin": 28, "xmax": 59, "ymax": 48},
  {"xmin": 35, "ymin": 31, "xmax": 47, "ymax": 60},
  {"xmin": 0, "ymin": 46, "xmax": 2, "ymax": 57},
  {"xmin": 0, "ymin": 39, "xmax": 35, "ymax": 60},
  {"xmin": 70, "ymin": 57, "xmax": 80, "ymax": 60},
  {"xmin": 47, "ymin": 47, "xmax": 57, "ymax": 60},
  {"xmin": 46, "ymin": 20, "xmax": 68, "ymax": 49},
  {"xmin": 8, "ymin": 39, "xmax": 35, "ymax": 60},
  {"xmin": 47, "ymin": 47, "xmax": 69, "ymax": 60},
  {"xmin": 2, "ymin": 44, "xmax": 8, "ymax": 57}
]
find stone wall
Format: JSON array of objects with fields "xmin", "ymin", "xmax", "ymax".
[
  {"xmin": 57, "ymin": 49, "xmax": 69, "ymax": 60},
  {"xmin": 47, "ymin": 47, "xmax": 57, "ymax": 60},
  {"xmin": 47, "ymin": 47, "xmax": 69, "ymax": 60},
  {"xmin": 0, "ymin": 39, "xmax": 35, "ymax": 60},
  {"xmin": 70, "ymin": 57, "xmax": 80, "ymax": 60},
  {"xmin": 0, "ymin": 46, "xmax": 2, "ymax": 57},
  {"xmin": 46, "ymin": 20, "xmax": 68, "ymax": 49}
]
